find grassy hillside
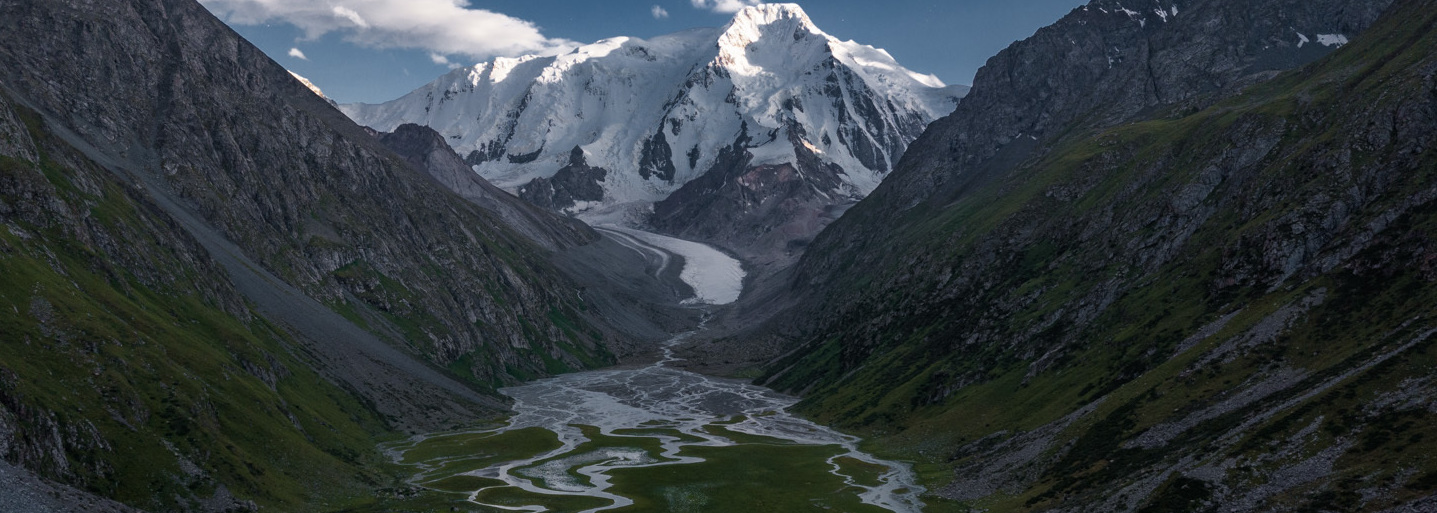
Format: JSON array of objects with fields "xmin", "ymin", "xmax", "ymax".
[{"xmin": 763, "ymin": 0, "xmax": 1437, "ymax": 510}]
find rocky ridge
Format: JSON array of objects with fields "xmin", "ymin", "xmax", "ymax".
[{"xmin": 806, "ymin": 0, "xmax": 1393, "ymax": 267}]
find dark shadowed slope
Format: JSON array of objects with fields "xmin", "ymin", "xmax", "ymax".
[
  {"xmin": 375, "ymin": 123, "xmax": 599, "ymax": 252},
  {"xmin": 745, "ymin": 0, "xmax": 1437, "ymax": 510},
  {"xmin": 1, "ymin": 86, "xmax": 396, "ymax": 512}
]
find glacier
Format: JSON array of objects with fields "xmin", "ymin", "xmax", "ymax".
[{"xmin": 340, "ymin": 3, "xmax": 965, "ymax": 218}]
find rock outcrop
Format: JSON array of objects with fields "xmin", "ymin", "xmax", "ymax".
[{"xmin": 518, "ymin": 146, "xmax": 610, "ymax": 213}]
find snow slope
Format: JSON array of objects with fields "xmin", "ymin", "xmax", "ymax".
[{"xmin": 341, "ymin": 4, "xmax": 964, "ymax": 215}]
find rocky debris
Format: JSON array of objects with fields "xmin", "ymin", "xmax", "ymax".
[
  {"xmin": 1126, "ymin": 366, "xmax": 1310, "ymax": 450},
  {"xmin": 0, "ymin": 460, "xmax": 139, "ymax": 513},
  {"xmin": 932, "ymin": 323, "xmax": 1437, "ymax": 512},
  {"xmin": 1188, "ymin": 289, "xmax": 1328, "ymax": 369},
  {"xmin": 943, "ymin": 398, "xmax": 1111, "ymax": 501},
  {"xmin": 0, "ymin": 97, "xmax": 36, "ymax": 163}
]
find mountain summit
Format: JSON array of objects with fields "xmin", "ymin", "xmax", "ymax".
[{"xmin": 341, "ymin": 3, "xmax": 963, "ymax": 262}]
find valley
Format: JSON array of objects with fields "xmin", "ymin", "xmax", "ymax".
[
  {"xmin": 381, "ymin": 326, "xmax": 922, "ymax": 513},
  {"xmin": 2, "ymin": 0, "xmax": 1436, "ymax": 511}
]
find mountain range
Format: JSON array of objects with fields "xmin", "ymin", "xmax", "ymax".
[
  {"xmin": 3, "ymin": 0, "xmax": 1437, "ymax": 511},
  {"xmin": 342, "ymin": 3, "xmax": 965, "ymax": 263},
  {"xmin": 698, "ymin": 0, "xmax": 1437, "ymax": 510},
  {"xmin": 0, "ymin": 0, "xmax": 674, "ymax": 507}
]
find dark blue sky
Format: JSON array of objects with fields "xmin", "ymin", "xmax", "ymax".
[{"xmin": 207, "ymin": 1, "xmax": 1085, "ymax": 104}]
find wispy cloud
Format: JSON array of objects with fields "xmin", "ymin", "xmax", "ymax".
[
  {"xmin": 200, "ymin": 0, "xmax": 576, "ymax": 59},
  {"xmin": 690, "ymin": 0, "xmax": 764, "ymax": 13},
  {"xmin": 429, "ymin": 52, "xmax": 463, "ymax": 69},
  {"xmin": 287, "ymin": 47, "xmax": 308, "ymax": 60},
  {"xmin": 651, "ymin": 5, "xmax": 670, "ymax": 19}
]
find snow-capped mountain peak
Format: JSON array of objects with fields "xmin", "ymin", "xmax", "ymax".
[
  {"xmin": 341, "ymin": 5, "xmax": 967, "ymax": 261},
  {"xmin": 717, "ymin": 4, "xmax": 825, "ymax": 51},
  {"xmin": 714, "ymin": 4, "xmax": 832, "ymax": 80}
]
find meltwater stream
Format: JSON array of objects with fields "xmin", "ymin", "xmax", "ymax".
[{"xmin": 462, "ymin": 328, "xmax": 925, "ymax": 513}]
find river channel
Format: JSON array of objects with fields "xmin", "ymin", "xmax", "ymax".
[{"xmin": 394, "ymin": 327, "xmax": 925, "ymax": 513}]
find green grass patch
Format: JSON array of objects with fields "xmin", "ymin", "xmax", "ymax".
[
  {"xmin": 604, "ymin": 443, "xmax": 887, "ymax": 513},
  {"xmin": 833, "ymin": 456, "xmax": 889, "ymax": 488},
  {"xmin": 473, "ymin": 487, "xmax": 612, "ymax": 512},
  {"xmin": 421, "ymin": 475, "xmax": 504, "ymax": 493}
]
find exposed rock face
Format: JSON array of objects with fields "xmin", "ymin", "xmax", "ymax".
[
  {"xmin": 733, "ymin": 0, "xmax": 1437, "ymax": 510},
  {"xmin": 518, "ymin": 146, "xmax": 609, "ymax": 212},
  {"xmin": 341, "ymin": 3, "xmax": 962, "ymax": 261},
  {"xmin": 821, "ymin": 0, "xmax": 1393, "ymax": 248},
  {"xmin": 287, "ymin": 70, "xmax": 337, "ymax": 107},
  {"xmin": 376, "ymin": 124, "xmax": 598, "ymax": 251},
  {"xmin": 651, "ymin": 121, "xmax": 849, "ymax": 264}
]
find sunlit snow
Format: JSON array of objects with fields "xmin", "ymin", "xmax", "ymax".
[
  {"xmin": 340, "ymin": 3, "xmax": 959, "ymax": 211},
  {"xmin": 1316, "ymin": 33, "xmax": 1349, "ymax": 47}
]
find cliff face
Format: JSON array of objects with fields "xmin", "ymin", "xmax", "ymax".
[
  {"xmin": 752, "ymin": 0, "xmax": 1437, "ymax": 510},
  {"xmin": 0, "ymin": 0, "xmax": 617, "ymax": 390}
]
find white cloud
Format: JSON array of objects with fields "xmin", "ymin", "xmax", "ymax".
[
  {"xmin": 690, "ymin": 0, "xmax": 764, "ymax": 13},
  {"xmin": 429, "ymin": 52, "xmax": 463, "ymax": 69},
  {"xmin": 331, "ymin": 6, "xmax": 370, "ymax": 28},
  {"xmin": 199, "ymin": 0, "xmax": 576, "ymax": 59},
  {"xmin": 651, "ymin": 5, "xmax": 670, "ymax": 19},
  {"xmin": 287, "ymin": 47, "xmax": 308, "ymax": 60}
]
